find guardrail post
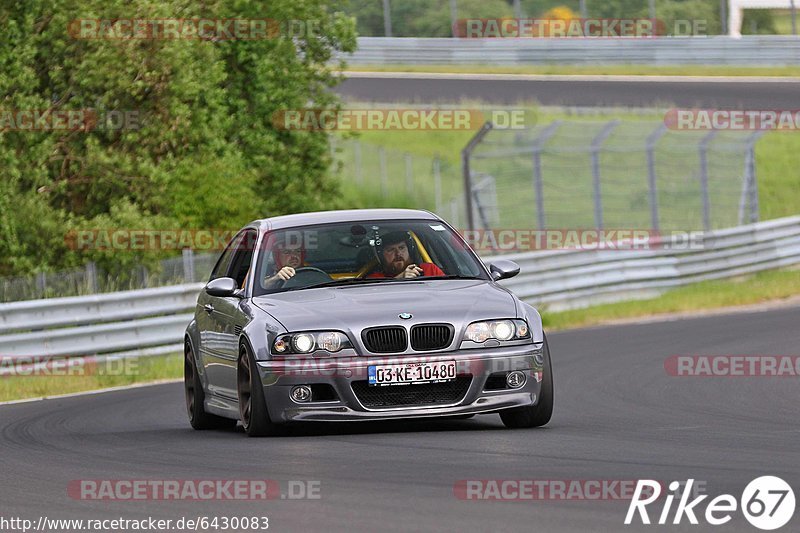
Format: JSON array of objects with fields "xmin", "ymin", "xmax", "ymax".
[
  {"xmin": 182, "ymin": 249, "xmax": 195, "ymax": 283},
  {"xmin": 85, "ymin": 262, "xmax": 98, "ymax": 294},
  {"xmin": 590, "ymin": 120, "xmax": 620, "ymax": 230},
  {"xmin": 646, "ymin": 124, "xmax": 667, "ymax": 232},
  {"xmin": 699, "ymin": 130, "xmax": 718, "ymax": 232},
  {"xmin": 531, "ymin": 121, "xmax": 561, "ymax": 230},
  {"xmin": 404, "ymin": 153, "xmax": 414, "ymax": 197},
  {"xmin": 378, "ymin": 147, "xmax": 388, "ymax": 200},
  {"xmin": 461, "ymin": 122, "xmax": 494, "ymax": 231},
  {"xmin": 354, "ymin": 141, "xmax": 363, "ymax": 185},
  {"xmin": 433, "ymin": 156, "xmax": 442, "ymax": 214}
]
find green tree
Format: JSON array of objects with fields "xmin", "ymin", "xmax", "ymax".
[{"xmin": 0, "ymin": 0, "xmax": 356, "ymax": 277}]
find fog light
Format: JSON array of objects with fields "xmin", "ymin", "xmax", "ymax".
[
  {"xmin": 506, "ymin": 371, "xmax": 526, "ymax": 389},
  {"xmin": 290, "ymin": 385, "xmax": 312, "ymax": 403}
]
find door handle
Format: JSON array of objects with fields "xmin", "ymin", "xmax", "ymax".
[{"xmin": 204, "ymin": 304, "xmax": 214, "ymax": 314}]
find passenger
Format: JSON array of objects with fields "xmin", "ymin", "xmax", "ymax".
[{"xmin": 368, "ymin": 231, "xmax": 445, "ymax": 279}]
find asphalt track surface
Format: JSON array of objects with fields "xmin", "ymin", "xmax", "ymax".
[
  {"xmin": 2, "ymin": 305, "xmax": 799, "ymax": 532},
  {"xmin": 336, "ymin": 73, "xmax": 800, "ymax": 108}
]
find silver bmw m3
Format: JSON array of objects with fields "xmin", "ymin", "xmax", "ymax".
[{"xmin": 184, "ymin": 209, "xmax": 553, "ymax": 436}]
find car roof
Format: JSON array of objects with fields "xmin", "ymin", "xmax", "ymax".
[{"xmin": 248, "ymin": 208, "xmax": 442, "ymax": 231}]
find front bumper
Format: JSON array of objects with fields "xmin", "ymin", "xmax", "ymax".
[{"xmin": 255, "ymin": 344, "xmax": 544, "ymax": 422}]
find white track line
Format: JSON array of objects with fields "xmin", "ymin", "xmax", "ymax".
[
  {"xmin": 0, "ymin": 378, "xmax": 182, "ymax": 407},
  {"xmin": 343, "ymin": 71, "xmax": 800, "ymax": 83}
]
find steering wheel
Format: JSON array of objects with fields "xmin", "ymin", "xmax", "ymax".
[{"xmin": 279, "ymin": 267, "xmax": 333, "ymax": 290}]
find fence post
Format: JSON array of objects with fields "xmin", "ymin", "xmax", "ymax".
[
  {"xmin": 354, "ymin": 140, "xmax": 363, "ymax": 185},
  {"xmin": 744, "ymin": 131, "xmax": 763, "ymax": 224},
  {"xmin": 590, "ymin": 120, "xmax": 620, "ymax": 230},
  {"xmin": 433, "ymin": 156, "xmax": 442, "ymax": 214},
  {"xmin": 461, "ymin": 122, "xmax": 494, "ymax": 231},
  {"xmin": 85, "ymin": 262, "xmax": 98, "ymax": 293},
  {"xmin": 450, "ymin": 198, "xmax": 459, "ymax": 228},
  {"xmin": 378, "ymin": 147, "xmax": 388, "ymax": 200},
  {"xmin": 449, "ymin": 0, "xmax": 458, "ymax": 37},
  {"xmin": 404, "ymin": 152, "xmax": 414, "ymax": 197},
  {"xmin": 382, "ymin": 0, "xmax": 392, "ymax": 37},
  {"xmin": 699, "ymin": 130, "xmax": 718, "ymax": 232},
  {"xmin": 36, "ymin": 272, "xmax": 46, "ymax": 298},
  {"xmin": 646, "ymin": 124, "xmax": 667, "ymax": 232},
  {"xmin": 182, "ymin": 248, "xmax": 195, "ymax": 283},
  {"xmin": 531, "ymin": 121, "xmax": 562, "ymax": 230}
]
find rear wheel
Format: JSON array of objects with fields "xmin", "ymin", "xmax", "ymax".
[
  {"xmin": 500, "ymin": 334, "xmax": 554, "ymax": 429},
  {"xmin": 237, "ymin": 344, "xmax": 284, "ymax": 437},
  {"xmin": 184, "ymin": 343, "xmax": 236, "ymax": 430}
]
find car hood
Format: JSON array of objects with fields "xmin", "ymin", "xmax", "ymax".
[{"xmin": 252, "ymin": 279, "xmax": 517, "ymax": 334}]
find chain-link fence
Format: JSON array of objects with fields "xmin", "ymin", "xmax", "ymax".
[
  {"xmin": 0, "ymin": 251, "xmax": 217, "ymax": 303},
  {"xmin": 331, "ymin": 137, "xmax": 462, "ymax": 214},
  {"xmin": 463, "ymin": 119, "xmax": 762, "ymax": 233},
  {"xmin": 2, "ymin": 119, "xmax": 764, "ymax": 302}
]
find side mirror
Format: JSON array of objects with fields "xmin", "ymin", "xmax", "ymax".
[
  {"xmin": 205, "ymin": 277, "xmax": 239, "ymax": 297},
  {"xmin": 489, "ymin": 260, "xmax": 520, "ymax": 281}
]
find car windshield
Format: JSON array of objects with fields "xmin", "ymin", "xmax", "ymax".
[{"xmin": 252, "ymin": 219, "xmax": 488, "ymax": 296}]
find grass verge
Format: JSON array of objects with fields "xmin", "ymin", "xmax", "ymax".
[
  {"xmin": 344, "ymin": 65, "xmax": 800, "ymax": 77},
  {"xmin": 0, "ymin": 352, "xmax": 182, "ymax": 403},
  {"xmin": 542, "ymin": 267, "xmax": 800, "ymax": 331}
]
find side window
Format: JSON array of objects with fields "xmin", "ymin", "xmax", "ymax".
[
  {"xmin": 228, "ymin": 230, "xmax": 258, "ymax": 289},
  {"xmin": 209, "ymin": 233, "xmax": 244, "ymax": 281}
]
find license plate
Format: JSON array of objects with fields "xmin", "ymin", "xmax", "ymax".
[{"xmin": 368, "ymin": 360, "xmax": 457, "ymax": 386}]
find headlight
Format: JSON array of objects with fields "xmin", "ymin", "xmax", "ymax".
[
  {"xmin": 272, "ymin": 331, "xmax": 352, "ymax": 355},
  {"xmin": 463, "ymin": 319, "xmax": 531, "ymax": 344}
]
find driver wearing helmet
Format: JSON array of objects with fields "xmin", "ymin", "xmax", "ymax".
[
  {"xmin": 368, "ymin": 230, "xmax": 445, "ymax": 279},
  {"xmin": 264, "ymin": 236, "xmax": 305, "ymax": 288}
]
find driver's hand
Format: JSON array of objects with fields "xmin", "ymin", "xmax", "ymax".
[
  {"xmin": 395, "ymin": 264, "xmax": 423, "ymax": 279},
  {"xmin": 276, "ymin": 266, "xmax": 295, "ymax": 281}
]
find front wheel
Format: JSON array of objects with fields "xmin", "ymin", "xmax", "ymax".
[
  {"xmin": 500, "ymin": 333, "xmax": 554, "ymax": 429},
  {"xmin": 185, "ymin": 343, "xmax": 236, "ymax": 430},
  {"xmin": 237, "ymin": 344, "xmax": 284, "ymax": 437}
]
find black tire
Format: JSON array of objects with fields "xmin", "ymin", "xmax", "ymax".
[
  {"xmin": 184, "ymin": 342, "xmax": 237, "ymax": 430},
  {"xmin": 500, "ymin": 334, "xmax": 554, "ymax": 429},
  {"xmin": 237, "ymin": 343, "xmax": 283, "ymax": 437}
]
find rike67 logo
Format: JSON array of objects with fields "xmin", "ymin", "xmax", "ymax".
[{"xmin": 625, "ymin": 477, "xmax": 795, "ymax": 530}]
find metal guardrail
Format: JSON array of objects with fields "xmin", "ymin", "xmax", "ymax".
[
  {"xmin": 1, "ymin": 216, "xmax": 799, "ymax": 358},
  {"xmin": 343, "ymin": 36, "xmax": 800, "ymax": 66},
  {"xmin": 501, "ymin": 215, "xmax": 800, "ymax": 310}
]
